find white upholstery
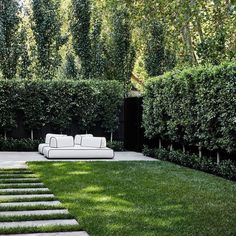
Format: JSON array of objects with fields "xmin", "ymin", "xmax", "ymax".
[
  {"xmin": 49, "ymin": 136, "xmax": 74, "ymax": 148},
  {"xmin": 45, "ymin": 134, "xmax": 66, "ymax": 144},
  {"xmin": 38, "ymin": 143, "xmax": 49, "ymax": 154},
  {"xmin": 43, "ymin": 146, "xmax": 114, "ymax": 159},
  {"xmin": 81, "ymin": 137, "xmax": 106, "ymax": 148},
  {"xmin": 74, "ymin": 134, "xmax": 93, "ymax": 145}
]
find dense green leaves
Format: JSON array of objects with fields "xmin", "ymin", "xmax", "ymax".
[
  {"xmin": 31, "ymin": 0, "xmax": 62, "ymax": 79},
  {"xmin": 0, "ymin": 0, "xmax": 20, "ymax": 79},
  {"xmin": 143, "ymin": 61, "xmax": 236, "ymax": 152},
  {"xmin": 0, "ymin": 79, "xmax": 123, "ymax": 137}
]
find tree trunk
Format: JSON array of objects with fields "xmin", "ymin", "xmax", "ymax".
[
  {"xmin": 110, "ymin": 132, "xmax": 113, "ymax": 143},
  {"xmin": 183, "ymin": 144, "xmax": 186, "ymax": 154},
  {"xmin": 217, "ymin": 151, "xmax": 220, "ymax": 165},
  {"xmin": 170, "ymin": 143, "xmax": 173, "ymax": 151},
  {"xmin": 159, "ymin": 138, "xmax": 162, "ymax": 149},
  {"xmin": 198, "ymin": 146, "xmax": 202, "ymax": 158},
  {"xmin": 31, "ymin": 129, "xmax": 34, "ymax": 140},
  {"xmin": 4, "ymin": 130, "xmax": 7, "ymax": 141}
]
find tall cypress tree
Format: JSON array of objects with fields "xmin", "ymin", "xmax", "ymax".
[
  {"xmin": 70, "ymin": 0, "xmax": 91, "ymax": 79},
  {"xmin": 31, "ymin": 0, "xmax": 61, "ymax": 80},
  {"xmin": 109, "ymin": 7, "xmax": 135, "ymax": 83},
  {"xmin": 144, "ymin": 21, "xmax": 165, "ymax": 76},
  {"xmin": 0, "ymin": 0, "xmax": 20, "ymax": 79}
]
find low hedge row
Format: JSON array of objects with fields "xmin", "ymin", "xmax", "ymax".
[
  {"xmin": 143, "ymin": 146, "xmax": 236, "ymax": 181},
  {"xmin": 0, "ymin": 138, "xmax": 42, "ymax": 151},
  {"xmin": 0, "ymin": 138, "xmax": 124, "ymax": 152},
  {"xmin": 0, "ymin": 79, "xmax": 123, "ymax": 139},
  {"xmin": 143, "ymin": 61, "xmax": 236, "ymax": 154}
]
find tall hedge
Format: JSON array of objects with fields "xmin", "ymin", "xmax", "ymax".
[
  {"xmin": 143, "ymin": 61, "xmax": 236, "ymax": 154},
  {"xmin": 0, "ymin": 79, "xmax": 123, "ymax": 139}
]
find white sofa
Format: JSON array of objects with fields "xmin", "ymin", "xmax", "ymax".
[
  {"xmin": 43, "ymin": 135, "xmax": 114, "ymax": 159},
  {"xmin": 38, "ymin": 133, "xmax": 67, "ymax": 154}
]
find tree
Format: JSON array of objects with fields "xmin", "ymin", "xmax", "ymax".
[
  {"xmin": 144, "ymin": 21, "xmax": 165, "ymax": 76},
  {"xmin": 70, "ymin": 0, "xmax": 91, "ymax": 79},
  {"xmin": 63, "ymin": 53, "xmax": 78, "ymax": 79},
  {"xmin": 17, "ymin": 27, "xmax": 31, "ymax": 79},
  {"xmin": 31, "ymin": 0, "xmax": 62, "ymax": 79},
  {"xmin": 0, "ymin": 0, "xmax": 20, "ymax": 79},
  {"xmin": 90, "ymin": 18, "xmax": 106, "ymax": 79},
  {"xmin": 108, "ymin": 7, "xmax": 135, "ymax": 85}
]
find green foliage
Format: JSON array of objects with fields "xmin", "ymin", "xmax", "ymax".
[
  {"xmin": 108, "ymin": 7, "xmax": 135, "ymax": 83},
  {"xmin": 63, "ymin": 53, "xmax": 78, "ymax": 79},
  {"xmin": 0, "ymin": 0, "xmax": 20, "ymax": 79},
  {"xmin": 143, "ymin": 147, "xmax": 236, "ymax": 180},
  {"xmin": 107, "ymin": 141, "xmax": 124, "ymax": 151},
  {"xmin": 17, "ymin": 27, "xmax": 31, "ymax": 79},
  {"xmin": 0, "ymin": 80, "xmax": 21, "ymax": 135},
  {"xmin": 143, "ymin": 61, "xmax": 236, "ymax": 152},
  {"xmin": 144, "ymin": 21, "xmax": 176, "ymax": 76},
  {"xmin": 31, "ymin": 0, "xmax": 62, "ymax": 79},
  {"xmin": 93, "ymin": 80, "xmax": 124, "ymax": 133},
  {"xmin": 71, "ymin": 0, "xmax": 91, "ymax": 78},
  {"xmin": 0, "ymin": 79, "xmax": 123, "ymax": 136},
  {"xmin": 0, "ymin": 138, "xmax": 42, "ymax": 151}
]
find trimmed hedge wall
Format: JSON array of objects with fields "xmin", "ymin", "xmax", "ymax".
[
  {"xmin": 0, "ymin": 79, "xmax": 123, "ymax": 139},
  {"xmin": 143, "ymin": 61, "xmax": 236, "ymax": 155}
]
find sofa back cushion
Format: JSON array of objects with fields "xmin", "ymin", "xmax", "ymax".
[
  {"xmin": 74, "ymin": 134, "xmax": 93, "ymax": 145},
  {"xmin": 50, "ymin": 136, "xmax": 74, "ymax": 148},
  {"xmin": 45, "ymin": 133, "xmax": 66, "ymax": 144},
  {"xmin": 81, "ymin": 137, "xmax": 106, "ymax": 148}
]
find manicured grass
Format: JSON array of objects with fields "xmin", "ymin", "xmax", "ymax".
[{"xmin": 29, "ymin": 161, "xmax": 236, "ymax": 236}]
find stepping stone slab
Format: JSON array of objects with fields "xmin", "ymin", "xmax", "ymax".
[
  {"xmin": 0, "ymin": 183, "xmax": 44, "ymax": 187},
  {"xmin": 0, "ymin": 194, "xmax": 54, "ymax": 199},
  {"xmin": 0, "ymin": 231, "xmax": 89, "ymax": 236},
  {"xmin": 0, "ymin": 209, "xmax": 69, "ymax": 217},
  {"xmin": 0, "ymin": 201, "xmax": 61, "ymax": 207},
  {"xmin": 0, "ymin": 219, "xmax": 78, "ymax": 228},
  {"xmin": 0, "ymin": 178, "xmax": 40, "ymax": 181},
  {"xmin": 0, "ymin": 174, "xmax": 35, "ymax": 177},
  {"xmin": 0, "ymin": 188, "xmax": 49, "ymax": 192}
]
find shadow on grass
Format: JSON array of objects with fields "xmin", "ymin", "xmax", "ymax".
[{"xmin": 29, "ymin": 161, "xmax": 236, "ymax": 236}]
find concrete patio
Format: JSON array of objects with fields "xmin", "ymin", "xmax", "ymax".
[{"xmin": 0, "ymin": 151, "xmax": 156, "ymax": 168}]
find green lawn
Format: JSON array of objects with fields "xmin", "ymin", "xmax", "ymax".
[{"xmin": 29, "ymin": 161, "xmax": 236, "ymax": 236}]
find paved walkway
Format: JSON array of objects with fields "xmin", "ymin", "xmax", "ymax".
[
  {"xmin": 0, "ymin": 168, "xmax": 89, "ymax": 236},
  {"xmin": 0, "ymin": 151, "xmax": 155, "ymax": 169}
]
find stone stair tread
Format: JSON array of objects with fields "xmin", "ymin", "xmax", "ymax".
[
  {"xmin": 0, "ymin": 183, "xmax": 44, "ymax": 187},
  {"xmin": 0, "ymin": 219, "xmax": 78, "ymax": 228},
  {"xmin": 0, "ymin": 201, "xmax": 61, "ymax": 207},
  {"xmin": 0, "ymin": 178, "xmax": 40, "ymax": 181},
  {"xmin": 0, "ymin": 231, "xmax": 89, "ymax": 236},
  {"xmin": 0, "ymin": 188, "xmax": 49, "ymax": 192},
  {"xmin": 0, "ymin": 194, "xmax": 54, "ymax": 199},
  {"xmin": 0, "ymin": 209, "xmax": 69, "ymax": 217}
]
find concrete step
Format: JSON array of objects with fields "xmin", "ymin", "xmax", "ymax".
[
  {"xmin": 0, "ymin": 194, "xmax": 54, "ymax": 199},
  {"xmin": 0, "ymin": 174, "xmax": 35, "ymax": 177},
  {"xmin": 0, "ymin": 219, "xmax": 78, "ymax": 228},
  {"xmin": 0, "ymin": 183, "xmax": 44, "ymax": 187},
  {"xmin": 0, "ymin": 231, "xmax": 89, "ymax": 236},
  {"xmin": 0, "ymin": 201, "xmax": 61, "ymax": 207},
  {"xmin": 0, "ymin": 188, "xmax": 49, "ymax": 192},
  {"xmin": 0, "ymin": 178, "xmax": 40, "ymax": 181},
  {"xmin": 0, "ymin": 209, "xmax": 69, "ymax": 217}
]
